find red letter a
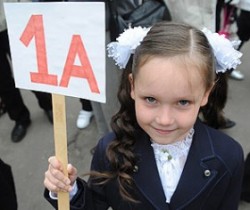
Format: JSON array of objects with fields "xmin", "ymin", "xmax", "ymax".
[{"xmin": 60, "ymin": 35, "xmax": 100, "ymax": 93}]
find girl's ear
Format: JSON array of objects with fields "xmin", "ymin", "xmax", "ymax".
[
  {"xmin": 201, "ymin": 84, "xmax": 214, "ymax": 106},
  {"xmin": 129, "ymin": 73, "xmax": 135, "ymax": 99}
]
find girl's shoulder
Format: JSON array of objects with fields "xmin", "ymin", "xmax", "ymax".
[
  {"xmin": 197, "ymin": 120, "xmax": 244, "ymax": 172},
  {"xmin": 203, "ymin": 123, "xmax": 242, "ymax": 152},
  {"xmin": 97, "ymin": 132, "xmax": 117, "ymax": 150},
  {"xmin": 196, "ymin": 119, "xmax": 242, "ymax": 150},
  {"xmin": 91, "ymin": 132, "xmax": 116, "ymax": 171}
]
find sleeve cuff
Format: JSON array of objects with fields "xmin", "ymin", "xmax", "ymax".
[{"xmin": 49, "ymin": 181, "xmax": 78, "ymax": 200}]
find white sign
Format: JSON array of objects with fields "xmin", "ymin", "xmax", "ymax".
[{"xmin": 4, "ymin": 2, "xmax": 106, "ymax": 103}]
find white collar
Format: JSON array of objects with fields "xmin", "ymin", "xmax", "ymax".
[{"xmin": 151, "ymin": 128, "xmax": 194, "ymax": 165}]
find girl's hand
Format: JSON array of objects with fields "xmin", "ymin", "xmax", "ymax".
[{"xmin": 44, "ymin": 156, "xmax": 78, "ymax": 193}]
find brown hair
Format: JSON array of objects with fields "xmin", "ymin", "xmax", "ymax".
[{"xmin": 90, "ymin": 21, "xmax": 216, "ymax": 202}]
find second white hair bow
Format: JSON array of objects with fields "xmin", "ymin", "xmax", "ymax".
[
  {"xmin": 107, "ymin": 26, "xmax": 150, "ymax": 69},
  {"xmin": 202, "ymin": 28, "xmax": 242, "ymax": 73}
]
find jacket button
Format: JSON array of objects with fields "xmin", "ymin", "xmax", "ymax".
[
  {"xmin": 133, "ymin": 165, "xmax": 138, "ymax": 172},
  {"xmin": 204, "ymin": 169, "xmax": 211, "ymax": 177}
]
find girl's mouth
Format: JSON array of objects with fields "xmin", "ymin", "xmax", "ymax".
[{"xmin": 154, "ymin": 128, "xmax": 175, "ymax": 135}]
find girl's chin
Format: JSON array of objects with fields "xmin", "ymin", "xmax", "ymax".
[
  {"xmin": 150, "ymin": 136, "xmax": 177, "ymax": 145},
  {"xmin": 150, "ymin": 129, "xmax": 190, "ymax": 145}
]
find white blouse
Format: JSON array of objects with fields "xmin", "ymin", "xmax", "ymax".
[{"xmin": 151, "ymin": 128, "xmax": 194, "ymax": 203}]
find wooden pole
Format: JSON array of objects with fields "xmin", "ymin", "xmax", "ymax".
[{"xmin": 52, "ymin": 94, "xmax": 70, "ymax": 210}]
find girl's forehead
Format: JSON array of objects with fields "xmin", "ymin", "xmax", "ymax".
[
  {"xmin": 137, "ymin": 55, "xmax": 203, "ymax": 79},
  {"xmin": 135, "ymin": 56, "xmax": 206, "ymax": 91},
  {"xmin": 138, "ymin": 53, "xmax": 201, "ymax": 69}
]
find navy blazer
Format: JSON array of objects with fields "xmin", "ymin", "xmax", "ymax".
[{"xmin": 45, "ymin": 120, "xmax": 244, "ymax": 210}]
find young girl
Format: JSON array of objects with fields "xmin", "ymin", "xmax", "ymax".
[{"xmin": 43, "ymin": 22, "xmax": 244, "ymax": 210}]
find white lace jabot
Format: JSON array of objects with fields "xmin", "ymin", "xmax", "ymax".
[{"xmin": 151, "ymin": 129, "xmax": 194, "ymax": 203}]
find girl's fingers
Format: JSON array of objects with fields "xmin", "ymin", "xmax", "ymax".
[
  {"xmin": 48, "ymin": 156, "xmax": 63, "ymax": 171},
  {"xmin": 44, "ymin": 175, "xmax": 68, "ymax": 193},
  {"xmin": 44, "ymin": 156, "xmax": 72, "ymax": 192},
  {"xmin": 48, "ymin": 157, "xmax": 71, "ymax": 184},
  {"xmin": 67, "ymin": 163, "xmax": 77, "ymax": 175},
  {"xmin": 67, "ymin": 164, "xmax": 78, "ymax": 185},
  {"xmin": 44, "ymin": 170, "xmax": 70, "ymax": 192}
]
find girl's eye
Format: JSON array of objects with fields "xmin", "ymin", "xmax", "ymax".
[
  {"xmin": 178, "ymin": 100, "xmax": 189, "ymax": 106},
  {"xmin": 145, "ymin": 97, "xmax": 156, "ymax": 104}
]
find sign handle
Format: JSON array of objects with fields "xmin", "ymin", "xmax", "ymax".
[{"xmin": 52, "ymin": 94, "xmax": 70, "ymax": 210}]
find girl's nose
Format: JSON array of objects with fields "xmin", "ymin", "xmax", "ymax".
[{"xmin": 155, "ymin": 106, "xmax": 174, "ymax": 126}]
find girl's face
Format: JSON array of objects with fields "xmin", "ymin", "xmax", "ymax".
[{"xmin": 130, "ymin": 56, "xmax": 211, "ymax": 145}]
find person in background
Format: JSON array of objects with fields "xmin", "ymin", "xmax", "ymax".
[
  {"xmin": 241, "ymin": 152, "xmax": 250, "ymax": 202},
  {"xmin": 76, "ymin": 99, "xmax": 93, "ymax": 129},
  {"xmin": 230, "ymin": 0, "xmax": 250, "ymax": 79},
  {"xmin": 235, "ymin": 0, "xmax": 250, "ymax": 202},
  {"xmin": 0, "ymin": 96, "xmax": 6, "ymax": 117},
  {"xmin": 218, "ymin": 0, "xmax": 245, "ymax": 80},
  {"xmin": 0, "ymin": 158, "xmax": 18, "ymax": 210},
  {"xmin": 0, "ymin": 0, "xmax": 53, "ymax": 143},
  {"xmin": 43, "ymin": 22, "xmax": 244, "ymax": 210}
]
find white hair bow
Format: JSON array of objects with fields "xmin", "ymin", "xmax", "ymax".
[
  {"xmin": 202, "ymin": 28, "xmax": 242, "ymax": 73},
  {"xmin": 107, "ymin": 26, "xmax": 150, "ymax": 69}
]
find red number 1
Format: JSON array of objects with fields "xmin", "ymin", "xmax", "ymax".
[{"xmin": 20, "ymin": 15, "xmax": 58, "ymax": 86}]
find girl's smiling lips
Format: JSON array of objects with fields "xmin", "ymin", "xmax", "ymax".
[{"xmin": 153, "ymin": 127, "xmax": 175, "ymax": 135}]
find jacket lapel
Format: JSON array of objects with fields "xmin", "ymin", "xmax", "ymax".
[
  {"xmin": 170, "ymin": 120, "xmax": 220, "ymax": 209},
  {"xmin": 132, "ymin": 131, "xmax": 170, "ymax": 210}
]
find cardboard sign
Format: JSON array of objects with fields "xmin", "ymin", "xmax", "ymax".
[
  {"xmin": 4, "ymin": 3, "xmax": 106, "ymax": 210},
  {"xmin": 4, "ymin": 2, "xmax": 106, "ymax": 103}
]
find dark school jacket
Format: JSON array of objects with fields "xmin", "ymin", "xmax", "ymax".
[{"xmin": 45, "ymin": 119, "xmax": 244, "ymax": 210}]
